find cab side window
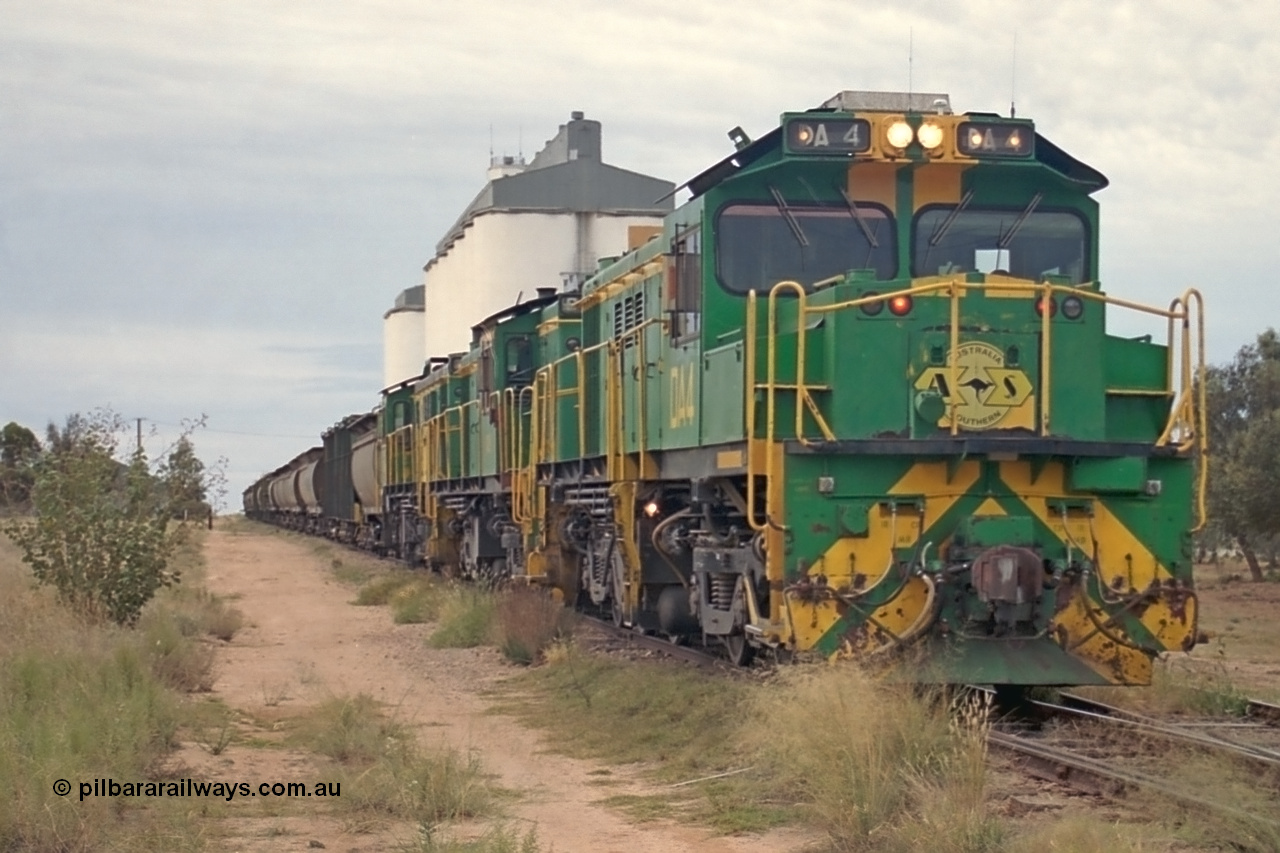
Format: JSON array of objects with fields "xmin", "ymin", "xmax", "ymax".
[
  {"xmin": 669, "ymin": 226, "xmax": 701, "ymax": 341},
  {"xmin": 505, "ymin": 335, "xmax": 533, "ymax": 388}
]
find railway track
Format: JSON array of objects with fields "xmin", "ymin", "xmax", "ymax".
[
  {"xmin": 988, "ymin": 729, "xmax": 1280, "ymax": 828},
  {"xmin": 1030, "ymin": 691, "xmax": 1280, "ymax": 767},
  {"xmin": 988, "ymin": 689, "xmax": 1280, "ymax": 832},
  {"xmin": 578, "ymin": 615, "xmax": 728, "ymax": 670}
]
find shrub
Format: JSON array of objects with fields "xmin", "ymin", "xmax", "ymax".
[
  {"xmin": 2, "ymin": 411, "xmax": 198, "ymax": 626},
  {"xmin": 494, "ymin": 585, "xmax": 573, "ymax": 664}
]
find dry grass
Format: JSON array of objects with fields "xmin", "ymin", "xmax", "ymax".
[
  {"xmin": 748, "ymin": 670, "xmax": 1003, "ymax": 852},
  {"xmin": 290, "ymin": 693, "xmax": 496, "ymax": 824},
  {"xmin": 355, "ymin": 572, "xmax": 416, "ymax": 606},
  {"xmin": 1127, "ymin": 751, "xmax": 1280, "ymax": 852},
  {"xmin": 392, "ymin": 579, "xmax": 445, "ymax": 624},
  {"xmin": 1074, "ymin": 644, "xmax": 1251, "ymax": 718},
  {"xmin": 1003, "ymin": 813, "xmax": 1164, "ymax": 852},
  {"xmin": 0, "ymin": 531, "xmax": 204, "ymax": 851},
  {"xmin": 493, "ymin": 585, "xmax": 574, "ymax": 664},
  {"xmin": 411, "ymin": 823, "xmax": 542, "ymax": 853}
]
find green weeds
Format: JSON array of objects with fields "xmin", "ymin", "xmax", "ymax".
[{"xmin": 428, "ymin": 587, "xmax": 497, "ymax": 648}]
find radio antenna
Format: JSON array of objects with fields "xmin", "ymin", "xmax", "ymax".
[
  {"xmin": 908, "ymin": 28, "xmax": 914, "ymax": 97},
  {"xmin": 1010, "ymin": 31, "xmax": 1018, "ymax": 118}
]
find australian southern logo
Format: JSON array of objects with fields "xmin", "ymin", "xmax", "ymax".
[{"xmin": 914, "ymin": 342, "xmax": 1033, "ymax": 430}]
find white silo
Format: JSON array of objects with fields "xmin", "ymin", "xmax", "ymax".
[{"xmin": 383, "ymin": 285, "xmax": 426, "ymax": 389}]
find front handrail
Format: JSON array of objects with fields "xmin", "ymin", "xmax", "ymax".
[{"xmin": 744, "ymin": 277, "xmax": 1208, "ymax": 530}]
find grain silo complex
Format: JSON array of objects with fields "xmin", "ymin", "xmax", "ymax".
[{"xmin": 419, "ymin": 111, "xmax": 675, "ymax": 357}]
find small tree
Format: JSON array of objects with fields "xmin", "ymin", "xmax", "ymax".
[
  {"xmin": 0, "ymin": 421, "xmax": 41, "ymax": 510},
  {"xmin": 159, "ymin": 435, "xmax": 209, "ymax": 519},
  {"xmin": 1205, "ymin": 329, "xmax": 1280, "ymax": 580},
  {"xmin": 4, "ymin": 411, "xmax": 184, "ymax": 625}
]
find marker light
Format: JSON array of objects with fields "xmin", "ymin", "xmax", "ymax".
[
  {"xmin": 795, "ymin": 125, "xmax": 813, "ymax": 145},
  {"xmin": 860, "ymin": 292, "xmax": 885, "ymax": 316},
  {"xmin": 1034, "ymin": 295, "xmax": 1058, "ymax": 317},
  {"xmin": 888, "ymin": 295, "xmax": 914, "ymax": 316},
  {"xmin": 1061, "ymin": 295, "xmax": 1085, "ymax": 320},
  {"xmin": 643, "ymin": 501, "xmax": 661, "ymax": 518},
  {"xmin": 917, "ymin": 121, "xmax": 944, "ymax": 150},
  {"xmin": 885, "ymin": 120, "xmax": 914, "ymax": 149}
]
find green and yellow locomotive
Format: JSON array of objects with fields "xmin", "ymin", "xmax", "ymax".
[{"xmin": 251, "ymin": 90, "xmax": 1207, "ymax": 686}]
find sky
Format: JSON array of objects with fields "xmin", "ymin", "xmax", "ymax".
[{"xmin": 2, "ymin": 0, "xmax": 1277, "ymax": 506}]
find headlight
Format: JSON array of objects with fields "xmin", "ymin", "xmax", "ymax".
[
  {"xmin": 917, "ymin": 122, "xmax": 944, "ymax": 150},
  {"xmin": 1061, "ymin": 295, "xmax": 1084, "ymax": 320},
  {"xmin": 885, "ymin": 120, "xmax": 914, "ymax": 149}
]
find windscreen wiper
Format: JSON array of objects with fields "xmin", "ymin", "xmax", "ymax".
[
  {"xmin": 769, "ymin": 185, "xmax": 809, "ymax": 248},
  {"xmin": 997, "ymin": 192, "xmax": 1044, "ymax": 249},
  {"xmin": 838, "ymin": 186, "xmax": 879, "ymax": 248},
  {"xmin": 927, "ymin": 189, "xmax": 974, "ymax": 248}
]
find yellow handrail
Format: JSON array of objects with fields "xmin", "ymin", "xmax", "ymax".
[
  {"xmin": 745, "ymin": 292, "xmax": 764, "ymax": 531},
  {"xmin": 742, "ymin": 276, "xmax": 1208, "ymax": 525}
]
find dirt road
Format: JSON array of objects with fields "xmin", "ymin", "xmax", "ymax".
[{"xmin": 192, "ymin": 522, "xmax": 810, "ymax": 852}]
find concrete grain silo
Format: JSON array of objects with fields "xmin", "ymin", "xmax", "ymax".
[{"xmin": 382, "ymin": 284, "xmax": 425, "ymax": 389}]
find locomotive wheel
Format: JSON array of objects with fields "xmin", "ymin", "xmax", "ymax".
[
  {"xmin": 610, "ymin": 595, "xmax": 625, "ymax": 627},
  {"xmin": 724, "ymin": 634, "xmax": 756, "ymax": 667}
]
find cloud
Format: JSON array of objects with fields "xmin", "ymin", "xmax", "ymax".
[{"xmin": 3, "ymin": 0, "xmax": 1278, "ymax": 500}]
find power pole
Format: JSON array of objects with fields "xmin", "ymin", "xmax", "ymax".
[{"xmin": 136, "ymin": 418, "xmax": 143, "ymax": 452}]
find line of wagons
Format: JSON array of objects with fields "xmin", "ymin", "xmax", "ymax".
[{"xmin": 242, "ymin": 412, "xmax": 394, "ymax": 552}]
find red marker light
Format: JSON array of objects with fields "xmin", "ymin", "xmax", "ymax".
[
  {"xmin": 888, "ymin": 295, "xmax": 913, "ymax": 316},
  {"xmin": 1034, "ymin": 295, "xmax": 1057, "ymax": 317}
]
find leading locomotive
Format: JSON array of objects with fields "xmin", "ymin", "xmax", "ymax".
[{"xmin": 246, "ymin": 90, "xmax": 1206, "ymax": 686}]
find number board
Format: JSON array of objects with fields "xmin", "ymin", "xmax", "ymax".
[
  {"xmin": 784, "ymin": 118, "xmax": 872, "ymax": 155},
  {"xmin": 957, "ymin": 122, "xmax": 1033, "ymax": 158}
]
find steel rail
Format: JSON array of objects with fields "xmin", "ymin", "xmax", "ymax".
[
  {"xmin": 1036, "ymin": 693, "xmax": 1280, "ymax": 766},
  {"xmin": 988, "ymin": 730, "xmax": 1280, "ymax": 830},
  {"xmin": 580, "ymin": 615, "xmax": 728, "ymax": 670},
  {"xmin": 1247, "ymin": 698, "xmax": 1280, "ymax": 725}
]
